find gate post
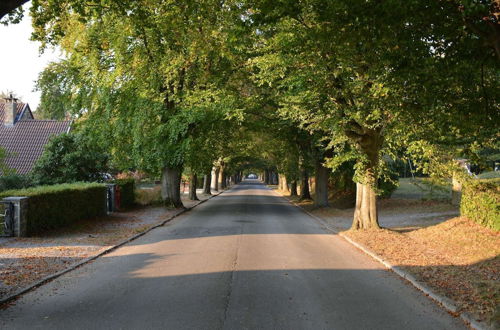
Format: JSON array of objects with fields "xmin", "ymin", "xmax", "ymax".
[
  {"xmin": 3, "ymin": 196, "xmax": 28, "ymax": 237},
  {"xmin": 106, "ymin": 184, "xmax": 116, "ymax": 213}
]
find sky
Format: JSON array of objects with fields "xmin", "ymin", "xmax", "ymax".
[{"xmin": 0, "ymin": 3, "xmax": 62, "ymax": 111}]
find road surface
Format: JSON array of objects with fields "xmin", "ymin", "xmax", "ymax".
[{"xmin": 1, "ymin": 181, "xmax": 465, "ymax": 329}]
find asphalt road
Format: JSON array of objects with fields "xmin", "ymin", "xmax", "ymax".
[{"xmin": 1, "ymin": 181, "xmax": 465, "ymax": 330}]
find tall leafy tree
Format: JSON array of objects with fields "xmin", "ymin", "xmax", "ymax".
[
  {"xmin": 248, "ymin": 0, "xmax": 499, "ymax": 229},
  {"xmin": 32, "ymin": 0, "xmax": 246, "ymax": 207}
]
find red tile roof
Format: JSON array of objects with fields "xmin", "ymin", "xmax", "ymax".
[{"xmin": 0, "ymin": 120, "xmax": 71, "ymax": 175}]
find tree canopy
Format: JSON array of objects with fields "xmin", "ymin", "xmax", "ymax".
[{"xmin": 7, "ymin": 0, "xmax": 497, "ymax": 227}]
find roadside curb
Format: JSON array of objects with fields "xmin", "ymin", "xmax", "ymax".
[
  {"xmin": 271, "ymin": 188, "xmax": 492, "ymax": 330},
  {"xmin": 0, "ymin": 188, "xmax": 228, "ymax": 307}
]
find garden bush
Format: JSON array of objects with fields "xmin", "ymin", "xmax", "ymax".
[
  {"xmin": 0, "ymin": 182, "xmax": 106, "ymax": 235},
  {"xmin": 378, "ymin": 171, "xmax": 399, "ymax": 199},
  {"xmin": 30, "ymin": 133, "xmax": 109, "ymax": 185},
  {"xmin": 114, "ymin": 178, "xmax": 135, "ymax": 209},
  {"xmin": 135, "ymin": 186, "xmax": 162, "ymax": 206},
  {"xmin": 460, "ymin": 178, "xmax": 500, "ymax": 230},
  {"xmin": 0, "ymin": 174, "xmax": 32, "ymax": 192}
]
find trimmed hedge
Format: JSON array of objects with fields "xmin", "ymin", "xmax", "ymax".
[
  {"xmin": 0, "ymin": 182, "xmax": 106, "ymax": 235},
  {"xmin": 114, "ymin": 178, "xmax": 135, "ymax": 209},
  {"xmin": 460, "ymin": 178, "xmax": 500, "ymax": 231}
]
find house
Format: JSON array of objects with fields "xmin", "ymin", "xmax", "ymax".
[{"xmin": 0, "ymin": 95, "xmax": 71, "ymax": 175}]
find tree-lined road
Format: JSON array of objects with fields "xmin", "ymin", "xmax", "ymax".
[{"xmin": 1, "ymin": 181, "xmax": 464, "ymax": 329}]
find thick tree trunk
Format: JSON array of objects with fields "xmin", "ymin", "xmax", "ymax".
[
  {"xmin": 213, "ymin": 167, "xmax": 220, "ymax": 191},
  {"xmin": 282, "ymin": 175, "xmax": 289, "ymax": 192},
  {"xmin": 203, "ymin": 173, "xmax": 212, "ymax": 195},
  {"xmin": 220, "ymin": 168, "xmax": 227, "ymax": 189},
  {"xmin": 351, "ymin": 181, "xmax": 379, "ymax": 229},
  {"xmin": 346, "ymin": 126, "xmax": 383, "ymax": 230},
  {"xmin": 290, "ymin": 180, "xmax": 298, "ymax": 196},
  {"xmin": 161, "ymin": 165, "xmax": 184, "ymax": 208},
  {"xmin": 189, "ymin": 173, "xmax": 199, "ymax": 201},
  {"xmin": 314, "ymin": 159, "xmax": 329, "ymax": 207},
  {"xmin": 299, "ymin": 168, "xmax": 311, "ymax": 200}
]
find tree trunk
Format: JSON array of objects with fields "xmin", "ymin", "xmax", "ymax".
[
  {"xmin": 220, "ymin": 168, "xmax": 227, "ymax": 189},
  {"xmin": 346, "ymin": 126, "xmax": 383, "ymax": 230},
  {"xmin": 188, "ymin": 173, "xmax": 199, "ymax": 201},
  {"xmin": 213, "ymin": 167, "xmax": 220, "ymax": 191},
  {"xmin": 290, "ymin": 180, "xmax": 298, "ymax": 196},
  {"xmin": 451, "ymin": 174, "xmax": 462, "ymax": 206},
  {"xmin": 203, "ymin": 173, "xmax": 212, "ymax": 195},
  {"xmin": 299, "ymin": 168, "xmax": 311, "ymax": 200},
  {"xmin": 314, "ymin": 159, "xmax": 329, "ymax": 207},
  {"xmin": 161, "ymin": 165, "xmax": 184, "ymax": 208},
  {"xmin": 351, "ymin": 181, "xmax": 379, "ymax": 229}
]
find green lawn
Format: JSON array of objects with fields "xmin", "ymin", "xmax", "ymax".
[
  {"xmin": 392, "ymin": 177, "xmax": 451, "ymax": 201},
  {"xmin": 477, "ymin": 171, "xmax": 500, "ymax": 179}
]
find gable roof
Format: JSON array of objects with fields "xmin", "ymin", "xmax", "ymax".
[
  {"xmin": 0, "ymin": 102, "xmax": 34, "ymax": 124},
  {"xmin": 0, "ymin": 119, "xmax": 71, "ymax": 175}
]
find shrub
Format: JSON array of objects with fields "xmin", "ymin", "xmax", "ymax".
[
  {"xmin": 378, "ymin": 171, "xmax": 399, "ymax": 199},
  {"xmin": 0, "ymin": 174, "xmax": 32, "ymax": 192},
  {"xmin": 30, "ymin": 133, "xmax": 109, "ymax": 185},
  {"xmin": 0, "ymin": 182, "xmax": 106, "ymax": 235},
  {"xmin": 114, "ymin": 178, "xmax": 135, "ymax": 209},
  {"xmin": 461, "ymin": 178, "xmax": 500, "ymax": 230},
  {"xmin": 135, "ymin": 186, "xmax": 162, "ymax": 206}
]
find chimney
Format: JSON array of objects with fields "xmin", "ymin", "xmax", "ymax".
[{"xmin": 3, "ymin": 94, "xmax": 18, "ymax": 126}]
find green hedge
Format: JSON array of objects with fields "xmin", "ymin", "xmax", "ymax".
[
  {"xmin": 0, "ymin": 182, "xmax": 106, "ymax": 235},
  {"xmin": 114, "ymin": 178, "xmax": 135, "ymax": 209},
  {"xmin": 460, "ymin": 178, "xmax": 500, "ymax": 230}
]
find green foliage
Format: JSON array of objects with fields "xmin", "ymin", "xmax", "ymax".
[
  {"xmin": 0, "ymin": 174, "xmax": 32, "ymax": 192},
  {"xmin": 377, "ymin": 172, "xmax": 399, "ymax": 199},
  {"xmin": 0, "ymin": 182, "xmax": 106, "ymax": 235},
  {"xmin": 0, "ymin": 146, "xmax": 15, "ymax": 176},
  {"xmin": 461, "ymin": 178, "xmax": 500, "ymax": 231},
  {"xmin": 30, "ymin": 133, "xmax": 109, "ymax": 185},
  {"xmin": 114, "ymin": 178, "xmax": 135, "ymax": 209},
  {"xmin": 33, "ymin": 0, "xmax": 246, "ymax": 176},
  {"xmin": 35, "ymin": 61, "xmax": 82, "ymax": 119},
  {"xmin": 28, "ymin": 0, "xmax": 500, "ymax": 222}
]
